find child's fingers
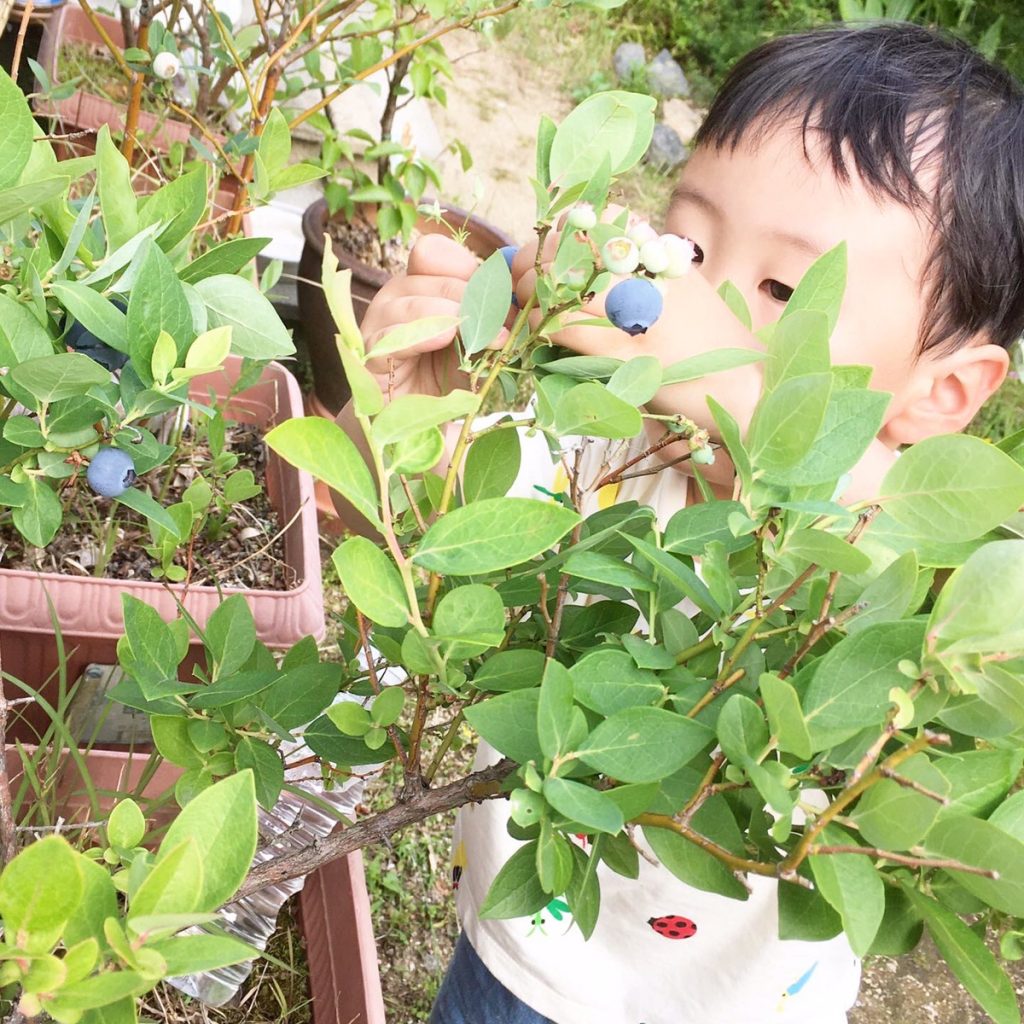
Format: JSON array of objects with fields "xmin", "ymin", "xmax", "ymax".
[
  {"xmin": 364, "ymin": 296, "xmax": 464, "ymax": 374},
  {"xmin": 406, "ymin": 233, "xmax": 480, "ymax": 281}
]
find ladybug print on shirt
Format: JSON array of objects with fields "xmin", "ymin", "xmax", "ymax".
[{"xmin": 647, "ymin": 914, "xmax": 697, "ymax": 940}]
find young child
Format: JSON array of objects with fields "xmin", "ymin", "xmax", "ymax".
[{"xmin": 337, "ymin": 22, "xmax": 1022, "ymax": 1024}]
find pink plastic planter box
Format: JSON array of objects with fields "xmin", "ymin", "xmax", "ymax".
[{"xmin": 0, "ymin": 356, "xmax": 324, "ymax": 727}]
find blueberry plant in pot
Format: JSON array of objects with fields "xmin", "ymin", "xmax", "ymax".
[{"xmin": 0, "ymin": 66, "xmax": 320, "ymax": 708}]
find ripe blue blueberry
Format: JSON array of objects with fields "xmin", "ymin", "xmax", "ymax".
[
  {"xmin": 64, "ymin": 300, "xmax": 128, "ymax": 372},
  {"xmin": 605, "ymin": 277, "xmax": 663, "ymax": 336},
  {"xmin": 499, "ymin": 245, "xmax": 520, "ymax": 307},
  {"xmin": 87, "ymin": 447, "xmax": 137, "ymax": 498}
]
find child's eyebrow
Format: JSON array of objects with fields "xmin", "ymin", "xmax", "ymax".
[{"xmin": 669, "ymin": 183, "xmax": 828, "ymax": 260}]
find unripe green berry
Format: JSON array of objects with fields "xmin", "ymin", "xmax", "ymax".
[
  {"xmin": 152, "ymin": 52, "xmax": 180, "ymax": 80},
  {"xmin": 566, "ymin": 203, "xmax": 597, "ymax": 231},
  {"xmin": 690, "ymin": 446, "xmax": 716, "ymax": 465},
  {"xmin": 601, "ymin": 236, "xmax": 640, "ymax": 276}
]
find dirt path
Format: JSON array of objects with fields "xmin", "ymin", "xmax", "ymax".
[{"xmin": 430, "ymin": 29, "xmax": 573, "ymax": 243}]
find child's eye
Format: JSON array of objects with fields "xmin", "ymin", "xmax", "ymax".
[
  {"xmin": 691, "ymin": 242, "xmax": 704, "ymax": 265},
  {"xmin": 763, "ymin": 279, "xmax": 794, "ymax": 302}
]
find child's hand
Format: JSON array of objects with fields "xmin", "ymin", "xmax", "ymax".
[{"xmin": 359, "ymin": 234, "xmax": 505, "ymax": 401}]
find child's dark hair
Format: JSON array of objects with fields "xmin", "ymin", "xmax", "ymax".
[{"xmin": 694, "ymin": 23, "xmax": 1024, "ymax": 355}]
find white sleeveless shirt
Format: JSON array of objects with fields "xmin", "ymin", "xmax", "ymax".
[{"xmin": 452, "ymin": 426, "xmax": 861, "ymax": 1024}]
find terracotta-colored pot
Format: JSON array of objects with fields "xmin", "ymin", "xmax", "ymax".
[
  {"xmin": 5, "ymin": 745, "xmax": 386, "ymax": 1024},
  {"xmin": 297, "ymin": 197, "xmax": 515, "ymax": 414},
  {"xmin": 0, "ymin": 356, "xmax": 323, "ymax": 738}
]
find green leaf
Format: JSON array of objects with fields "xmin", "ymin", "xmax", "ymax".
[
  {"xmin": 370, "ymin": 686, "xmax": 405, "ymax": 727},
  {"xmin": 554, "ymin": 381, "xmax": 643, "ymax": 439},
  {"xmin": 577, "ymin": 707, "xmax": 713, "ymax": 783},
  {"xmin": 782, "ymin": 528, "xmax": 871, "ymax": 574},
  {"xmin": 179, "ymin": 237, "xmax": 270, "ymax": 285},
  {"xmin": 473, "ymin": 649, "xmax": 546, "ymax": 692},
  {"xmin": 924, "ymin": 816, "xmax": 1024, "ymax": 916},
  {"xmin": 479, "ymin": 842, "xmax": 550, "ymax": 920},
  {"xmin": 747, "ymin": 372, "xmax": 832, "ymax": 471},
  {"xmin": 107, "ymin": 798, "xmax": 146, "ymax": 850},
  {"xmin": 96, "ymin": 125, "xmax": 138, "ymax": 252},
  {"xmin": 371, "ymin": 390, "xmax": 480, "ymax": 446},
  {"xmin": 157, "ymin": 773, "xmax": 258, "ymax": 912},
  {"xmin": 151, "ymin": 715, "xmax": 203, "ymax": 768},
  {"xmin": 716, "ymin": 693, "xmax": 768, "ymax": 768},
  {"xmin": 0, "ymin": 835, "xmax": 83, "ymax": 936},
  {"xmin": 708, "ymin": 397, "xmax": 752, "ymax": 492},
  {"xmin": 258, "ymin": 663, "xmax": 340, "ymax": 731},
  {"xmin": 848, "ymin": 551, "xmax": 918, "ymax": 635},
  {"xmin": 898, "ymin": 882, "xmax": 1021, "ymax": 1024},
  {"xmin": 129, "ymin": 837, "xmax": 204, "ymax": 918},
  {"xmin": 303, "ymin": 713, "xmax": 394, "ymax": 765},
  {"xmin": 373, "ymin": 315, "xmax": 462, "ymax": 360},
  {"xmin": 115, "ymin": 486, "xmax": 183, "ymax": 538},
  {"xmin": 716, "ymin": 281, "xmax": 752, "ymax": 330},
  {"xmin": 434, "ymin": 583, "xmax": 506, "ymax": 656},
  {"xmin": 332, "ymin": 536, "xmax": 409, "ymax": 627},
  {"xmin": 569, "ymin": 649, "xmax": 662, "ymax": 715},
  {"xmin": 12, "ymin": 477, "xmax": 62, "ymax": 547},
  {"xmin": 463, "ymin": 426, "xmax": 522, "ymax": 503},
  {"xmin": 549, "ymin": 91, "xmax": 656, "ymax": 188},
  {"xmin": 205, "ymin": 595, "xmax": 257, "ymax": 679},
  {"xmin": 234, "ymin": 737, "xmax": 284, "ymax": 809},
  {"xmin": 187, "ymin": 670, "xmax": 278, "ymax": 710},
  {"xmin": 881, "ymin": 435, "xmax": 1024, "ymax": 541},
  {"xmin": 461, "ymin": 249, "xmax": 512, "ymax": 355},
  {"xmin": 852, "ymin": 753, "xmax": 948, "ymax": 850},
  {"xmin": 52, "ymin": 282, "xmax": 129, "ymax": 354},
  {"xmin": 537, "ymin": 659, "xmax": 584, "ymax": 759},
  {"xmin": 194, "ymin": 275, "xmax": 295, "ymax": 360},
  {"xmin": 566, "ymin": 844, "xmax": 601, "ymax": 938},
  {"xmin": 10, "ymin": 353, "xmax": 111, "ymax": 404},
  {"xmin": 147, "ymin": 934, "xmax": 258, "ymax": 976},
  {"xmin": 928, "ymin": 540, "xmax": 1024, "ymax": 654},
  {"xmin": 777, "ymin": 876, "xmax": 843, "ymax": 941},
  {"xmin": 414, "ymin": 498, "xmax": 580, "ymax": 575},
  {"xmin": 537, "ymin": 819, "xmax": 574, "ymax": 894},
  {"xmin": 663, "ymin": 500, "xmax": 750, "ymax": 556},
  {"xmin": 763, "ymin": 310, "xmax": 830, "ymax": 391},
  {"xmin": 759, "ymin": 673, "xmax": 813, "ymax": 759},
  {"xmin": 808, "ymin": 825, "xmax": 884, "ymax": 956},
  {"xmin": 338, "ymin": 344, "xmax": 383, "ymax": 417},
  {"xmin": 543, "ymin": 777, "xmax": 624, "ymax": 834},
  {"xmin": 936, "ymin": 750, "xmax": 1023, "ymax": 819},
  {"xmin": 624, "ymin": 535, "xmax": 722, "ymax": 618},
  {"xmin": 463, "ymin": 690, "xmax": 542, "ymax": 765},
  {"xmin": 0, "ymin": 177, "xmax": 68, "ymax": 223},
  {"xmin": 137, "ymin": 167, "xmax": 209, "ymax": 252},
  {"xmin": 606, "ymin": 356, "xmax": 662, "ymax": 405},
  {"xmin": 127, "ymin": 239, "xmax": 193, "ymax": 379},
  {"xmin": 780, "ymin": 242, "xmax": 847, "ymax": 336},
  {"xmin": 265, "ymin": 417, "xmax": 380, "ymax": 528},
  {"xmin": 643, "ymin": 824, "xmax": 748, "ymax": 899},
  {"xmin": 0, "ymin": 66, "xmax": 36, "ymax": 189},
  {"xmin": 121, "ymin": 596, "xmax": 181, "ymax": 700},
  {"xmin": 802, "ymin": 621, "xmax": 927, "ymax": 747}
]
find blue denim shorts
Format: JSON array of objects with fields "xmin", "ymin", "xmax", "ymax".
[{"xmin": 429, "ymin": 933, "xmax": 555, "ymax": 1024}]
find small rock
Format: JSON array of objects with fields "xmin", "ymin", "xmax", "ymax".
[
  {"xmin": 613, "ymin": 42, "xmax": 647, "ymax": 83},
  {"xmin": 647, "ymin": 48, "xmax": 690, "ymax": 99},
  {"xmin": 662, "ymin": 97, "xmax": 704, "ymax": 147},
  {"xmin": 644, "ymin": 123, "xmax": 688, "ymax": 173}
]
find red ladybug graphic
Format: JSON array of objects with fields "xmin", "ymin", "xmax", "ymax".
[{"xmin": 648, "ymin": 915, "xmax": 697, "ymax": 940}]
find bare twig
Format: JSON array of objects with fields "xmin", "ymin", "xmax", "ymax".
[
  {"xmin": 809, "ymin": 844, "xmax": 997, "ymax": 878},
  {"xmin": 0, "ymin": 685, "xmax": 17, "ymax": 867},
  {"xmin": 234, "ymin": 758, "xmax": 514, "ymax": 899},
  {"xmin": 590, "ymin": 431, "xmax": 688, "ymax": 491},
  {"xmin": 10, "ymin": 0, "xmax": 34, "ymax": 83}
]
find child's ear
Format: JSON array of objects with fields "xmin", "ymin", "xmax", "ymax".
[{"xmin": 881, "ymin": 341, "xmax": 1009, "ymax": 445}]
